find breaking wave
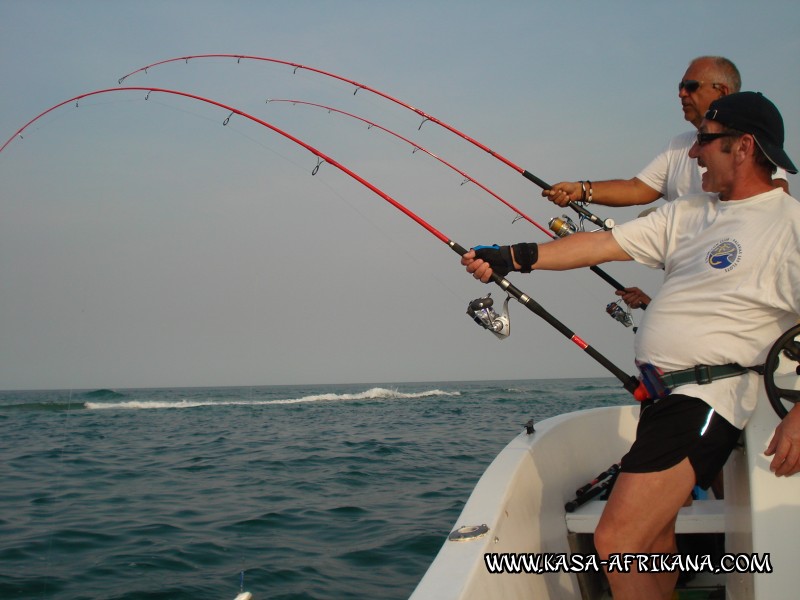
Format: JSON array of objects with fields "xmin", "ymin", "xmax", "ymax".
[{"xmin": 84, "ymin": 387, "xmax": 459, "ymax": 410}]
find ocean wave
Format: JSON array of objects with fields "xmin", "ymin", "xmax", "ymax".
[
  {"xmin": 85, "ymin": 399, "xmax": 227, "ymax": 410},
  {"xmin": 286, "ymin": 387, "xmax": 460, "ymax": 403},
  {"xmin": 84, "ymin": 387, "xmax": 460, "ymax": 410}
]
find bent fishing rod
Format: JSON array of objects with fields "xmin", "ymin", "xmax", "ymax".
[
  {"xmin": 268, "ymin": 99, "xmax": 553, "ymax": 236},
  {"xmin": 117, "ymin": 54, "xmax": 615, "ymax": 231},
  {"xmin": 264, "ymin": 98, "xmax": 639, "ymax": 305},
  {"xmin": 2, "ymin": 86, "xmax": 639, "ymax": 393}
]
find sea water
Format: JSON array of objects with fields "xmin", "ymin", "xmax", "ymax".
[{"xmin": 0, "ymin": 378, "xmax": 631, "ymax": 599}]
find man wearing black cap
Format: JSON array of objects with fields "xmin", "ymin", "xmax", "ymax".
[
  {"xmin": 541, "ymin": 57, "xmax": 790, "ymax": 208},
  {"xmin": 542, "ymin": 57, "xmax": 791, "ymax": 310},
  {"xmin": 461, "ymin": 91, "xmax": 799, "ymax": 599}
]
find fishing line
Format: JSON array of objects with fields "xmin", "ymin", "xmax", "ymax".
[
  {"xmin": 1, "ymin": 89, "xmax": 467, "ymax": 332},
  {"xmin": 213, "ymin": 104, "xmax": 470, "ymax": 304},
  {"xmin": 117, "ymin": 55, "xmax": 615, "ymax": 230},
  {"xmin": 267, "ymin": 98, "xmax": 552, "ymax": 236},
  {"xmin": 265, "ymin": 98, "xmax": 639, "ymax": 302},
  {"xmin": 2, "ymin": 96, "xmax": 144, "ymax": 148},
  {"xmin": 1, "ymin": 87, "xmax": 639, "ymax": 392},
  {"xmin": 118, "ymin": 55, "xmax": 644, "ymax": 308}
]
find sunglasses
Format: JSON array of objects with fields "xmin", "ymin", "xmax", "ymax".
[
  {"xmin": 679, "ymin": 80, "xmax": 724, "ymax": 93},
  {"xmin": 695, "ymin": 132, "xmax": 740, "ymax": 146}
]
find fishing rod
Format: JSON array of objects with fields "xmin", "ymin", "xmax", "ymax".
[
  {"xmin": 267, "ymin": 98, "xmax": 647, "ymax": 314},
  {"xmin": 565, "ymin": 465, "xmax": 621, "ymax": 513},
  {"xmin": 267, "ymin": 99, "xmax": 553, "ymax": 236},
  {"xmin": 263, "ymin": 98, "xmax": 641, "ymax": 311},
  {"xmin": 119, "ymin": 55, "xmax": 644, "ymax": 310},
  {"xmin": 1, "ymin": 86, "xmax": 639, "ymax": 394},
  {"xmin": 117, "ymin": 55, "xmax": 616, "ymax": 231},
  {"xmin": 574, "ymin": 463, "xmax": 621, "ymax": 497}
]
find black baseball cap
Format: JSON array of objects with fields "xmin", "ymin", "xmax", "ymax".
[{"xmin": 705, "ymin": 91, "xmax": 797, "ymax": 174}]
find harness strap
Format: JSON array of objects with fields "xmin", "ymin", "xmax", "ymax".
[{"xmin": 659, "ymin": 363, "xmax": 753, "ymax": 387}]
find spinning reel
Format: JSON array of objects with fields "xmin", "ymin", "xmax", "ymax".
[
  {"xmin": 549, "ymin": 214, "xmax": 635, "ymax": 330},
  {"xmin": 764, "ymin": 324, "xmax": 800, "ymax": 419},
  {"xmin": 548, "ymin": 214, "xmax": 579, "ymax": 238},
  {"xmin": 606, "ymin": 300, "xmax": 634, "ymax": 329},
  {"xmin": 467, "ymin": 293, "xmax": 511, "ymax": 340}
]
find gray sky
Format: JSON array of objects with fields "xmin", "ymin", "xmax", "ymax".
[{"xmin": 1, "ymin": 0, "xmax": 798, "ymax": 390}]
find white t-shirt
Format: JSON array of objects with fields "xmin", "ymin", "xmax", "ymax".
[
  {"xmin": 636, "ymin": 130, "xmax": 789, "ymax": 202},
  {"xmin": 612, "ymin": 189, "xmax": 800, "ymax": 428}
]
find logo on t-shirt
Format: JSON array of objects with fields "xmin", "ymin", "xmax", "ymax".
[{"xmin": 706, "ymin": 239, "xmax": 742, "ymax": 271}]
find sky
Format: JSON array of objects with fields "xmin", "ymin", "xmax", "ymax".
[{"xmin": 1, "ymin": 0, "xmax": 798, "ymax": 390}]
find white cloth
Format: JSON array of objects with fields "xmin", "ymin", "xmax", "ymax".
[
  {"xmin": 612, "ymin": 189, "xmax": 800, "ymax": 428},
  {"xmin": 636, "ymin": 130, "xmax": 789, "ymax": 202}
]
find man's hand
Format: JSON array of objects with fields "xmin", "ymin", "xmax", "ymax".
[
  {"xmin": 542, "ymin": 182, "xmax": 583, "ymax": 207},
  {"xmin": 462, "ymin": 249, "xmax": 499, "ymax": 283},
  {"xmin": 765, "ymin": 403, "xmax": 800, "ymax": 477},
  {"xmin": 468, "ymin": 245, "xmax": 516, "ymax": 277},
  {"xmin": 615, "ymin": 287, "xmax": 651, "ymax": 309}
]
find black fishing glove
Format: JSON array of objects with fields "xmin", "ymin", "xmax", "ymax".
[
  {"xmin": 472, "ymin": 245, "xmax": 515, "ymax": 276},
  {"xmin": 472, "ymin": 243, "xmax": 538, "ymax": 276}
]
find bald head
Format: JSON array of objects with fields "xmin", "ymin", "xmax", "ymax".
[
  {"xmin": 690, "ymin": 56, "xmax": 741, "ymax": 92},
  {"xmin": 679, "ymin": 56, "xmax": 741, "ymax": 128}
]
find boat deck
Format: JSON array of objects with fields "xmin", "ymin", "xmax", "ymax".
[{"xmin": 566, "ymin": 498, "xmax": 726, "ymax": 534}]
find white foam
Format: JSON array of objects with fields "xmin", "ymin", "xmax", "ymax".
[{"xmin": 84, "ymin": 387, "xmax": 459, "ymax": 410}]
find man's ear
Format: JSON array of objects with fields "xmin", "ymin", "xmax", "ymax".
[{"xmin": 736, "ymin": 133, "xmax": 756, "ymax": 164}]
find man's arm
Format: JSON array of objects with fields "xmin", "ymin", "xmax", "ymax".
[
  {"xmin": 542, "ymin": 178, "xmax": 663, "ymax": 208},
  {"xmin": 462, "ymin": 231, "xmax": 632, "ymax": 283}
]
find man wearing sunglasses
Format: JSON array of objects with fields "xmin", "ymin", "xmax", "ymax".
[
  {"xmin": 543, "ymin": 56, "xmax": 788, "ymax": 309},
  {"xmin": 542, "ymin": 56, "xmax": 789, "ymax": 210},
  {"xmin": 462, "ymin": 91, "xmax": 799, "ymax": 600}
]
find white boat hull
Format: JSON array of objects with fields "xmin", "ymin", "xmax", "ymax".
[
  {"xmin": 411, "ymin": 380, "xmax": 800, "ymax": 600},
  {"xmin": 724, "ymin": 370, "xmax": 800, "ymax": 599}
]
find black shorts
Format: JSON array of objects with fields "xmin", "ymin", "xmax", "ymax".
[{"xmin": 621, "ymin": 394, "xmax": 742, "ymax": 489}]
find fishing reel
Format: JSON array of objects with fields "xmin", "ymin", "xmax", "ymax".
[
  {"xmin": 606, "ymin": 300, "xmax": 634, "ymax": 328},
  {"xmin": 548, "ymin": 214, "xmax": 578, "ymax": 238},
  {"xmin": 764, "ymin": 324, "xmax": 800, "ymax": 419},
  {"xmin": 467, "ymin": 293, "xmax": 511, "ymax": 340},
  {"xmin": 550, "ymin": 215, "xmax": 636, "ymax": 331},
  {"xmin": 549, "ymin": 213, "xmax": 615, "ymax": 237}
]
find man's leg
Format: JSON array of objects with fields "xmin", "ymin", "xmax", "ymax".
[{"xmin": 594, "ymin": 457, "xmax": 696, "ymax": 600}]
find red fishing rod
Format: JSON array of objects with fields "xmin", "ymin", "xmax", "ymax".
[
  {"xmin": 264, "ymin": 99, "xmax": 635, "ymax": 298},
  {"xmin": 117, "ymin": 54, "xmax": 615, "ymax": 230},
  {"xmin": 120, "ymin": 55, "xmax": 639, "ymax": 304},
  {"xmin": 267, "ymin": 99, "xmax": 554, "ymax": 235},
  {"xmin": 0, "ymin": 87, "xmax": 640, "ymax": 394}
]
